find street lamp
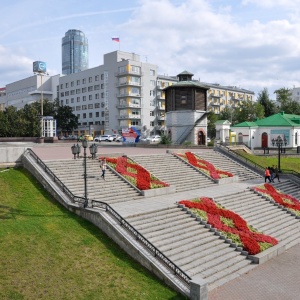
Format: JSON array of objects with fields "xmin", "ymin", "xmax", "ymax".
[
  {"xmin": 82, "ymin": 139, "xmax": 88, "ymax": 208},
  {"xmin": 271, "ymin": 135, "xmax": 287, "ymax": 172}
]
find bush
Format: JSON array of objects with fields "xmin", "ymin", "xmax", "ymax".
[{"xmin": 160, "ymin": 134, "xmax": 172, "ymax": 145}]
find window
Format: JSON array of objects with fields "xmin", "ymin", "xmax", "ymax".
[
  {"xmin": 77, "ymin": 97, "xmax": 80, "ymax": 102},
  {"xmin": 95, "ymin": 93, "xmax": 99, "ymax": 99},
  {"xmin": 150, "ymin": 69, "xmax": 155, "ymax": 76},
  {"xmin": 77, "ymin": 80, "xmax": 80, "ymax": 85},
  {"xmin": 76, "ymin": 106, "xmax": 81, "ymax": 111},
  {"xmin": 83, "ymin": 113, "xmax": 86, "ymax": 118},
  {"xmin": 77, "ymin": 114, "xmax": 80, "ymax": 118},
  {"xmin": 82, "ymin": 87, "xmax": 87, "ymax": 93},
  {"xmin": 150, "ymin": 121, "xmax": 154, "ymax": 126},
  {"xmin": 150, "ymin": 80, "xmax": 155, "ymax": 86},
  {"xmin": 132, "ymin": 110, "xmax": 139, "ymax": 115},
  {"xmin": 95, "ymin": 75, "xmax": 99, "ymax": 81},
  {"xmin": 101, "ymin": 102, "xmax": 105, "ymax": 108},
  {"xmin": 88, "ymin": 104, "xmax": 93, "ymax": 109},
  {"xmin": 94, "ymin": 85, "xmax": 100, "ymax": 90},
  {"xmin": 95, "ymin": 103, "xmax": 100, "ymax": 108},
  {"xmin": 72, "ymin": 107, "xmax": 75, "ymax": 111},
  {"xmin": 66, "ymin": 99, "xmax": 69, "ymax": 104},
  {"xmin": 82, "ymin": 105, "xmax": 87, "ymax": 110},
  {"xmin": 101, "ymin": 111, "xmax": 105, "ymax": 117},
  {"xmin": 101, "ymin": 84, "xmax": 104, "ymax": 89},
  {"xmin": 65, "ymin": 83, "xmax": 69, "ymax": 88},
  {"xmin": 70, "ymin": 90, "xmax": 75, "ymax": 95},
  {"xmin": 60, "ymin": 92, "xmax": 64, "ymax": 97},
  {"xmin": 130, "ymin": 66, "xmax": 140, "ymax": 74},
  {"xmin": 83, "ymin": 96, "xmax": 86, "ymax": 101},
  {"xmin": 82, "ymin": 78, "xmax": 86, "ymax": 84},
  {"xmin": 88, "ymin": 86, "xmax": 93, "ymax": 92},
  {"xmin": 71, "ymin": 81, "xmax": 74, "ymax": 87},
  {"xmin": 181, "ymin": 96, "xmax": 187, "ymax": 105},
  {"xmin": 101, "ymin": 92, "xmax": 104, "ymax": 98},
  {"xmin": 71, "ymin": 98, "xmax": 74, "ymax": 103},
  {"xmin": 89, "ymin": 95, "xmax": 92, "ymax": 100},
  {"xmin": 76, "ymin": 89, "xmax": 80, "ymax": 94},
  {"xmin": 96, "ymin": 112, "xmax": 99, "ymax": 117},
  {"xmin": 131, "ymin": 121, "xmax": 139, "ymax": 125},
  {"xmin": 60, "ymin": 84, "xmax": 63, "ymax": 89},
  {"xmin": 89, "ymin": 112, "xmax": 93, "ymax": 118},
  {"xmin": 89, "ymin": 77, "xmax": 92, "ymax": 83},
  {"xmin": 118, "ymin": 66, "xmax": 126, "ymax": 73},
  {"xmin": 101, "ymin": 74, "xmax": 104, "ymax": 80},
  {"xmin": 65, "ymin": 91, "xmax": 69, "ymax": 96},
  {"xmin": 150, "ymin": 111, "xmax": 154, "ymax": 116},
  {"xmin": 60, "ymin": 100, "xmax": 63, "ymax": 106}
]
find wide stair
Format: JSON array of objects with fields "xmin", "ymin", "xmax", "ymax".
[
  {"xmin": 213, "ymin": 189, "xmax": 300, "ymax": 250},
  {"xmin": 273, "ymin": 179, "xmax": 300, "ymax": 200},
  {"xmin": 193, "ymin": 150, "xmax": 261, "ymax": 181},
  {"xmin": 44, "ymin": 159, "xmax": 143, "ymax": 205},
  {"xmin": 126, "ymin": 206, "xmax": 256, "ymax": 292},
  {"xmin": 131, "ymin": 153, "xmax": 216, "ymax": 192}
]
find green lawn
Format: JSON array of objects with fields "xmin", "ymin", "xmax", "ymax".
[
  {"xmin": 235, "ymin": 151, "xmax": 300, "ymax": 173},
  {"xmin": 0, "ymin": 168, "xmax": 186, "ymax": 300}
]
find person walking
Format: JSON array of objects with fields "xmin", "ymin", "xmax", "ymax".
[
  {"xmin": 265, "ymin": 167, "xmax": 271, "ymax": 183},
  {"xmin": 270, "ymin": 165, "xmax": 275, "ymax": 183},
  {"xmin": 273, "ymin": 165, "xmax": 281, "ymax": 182},
  {"xmin": 100, "ymin": 158, "xmax": 107, "ymax": 180}
]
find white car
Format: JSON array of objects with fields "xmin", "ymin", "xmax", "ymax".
[
  {"xmin": 147, "ymin": 135, "xmax": 161, "ymax": 143},
  {"xmin": 94, "ymin": 135, "xmax": 114, "ymax": 142}
]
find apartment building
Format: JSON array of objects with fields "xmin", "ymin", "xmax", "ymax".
[
  {"xmin": 0, "ymin": 87, "xmax": 6, "ymax": 111},
  {"xmin": 291, "ymin": 87, "xmax": 300, "ymax": 103},
  {"xmin": 204, "ymin": 82, "xmax": 254, "ymax": 114},
  {"xmin": 59, "ymin": 51, "xmax": 165, "ymax": 136}
]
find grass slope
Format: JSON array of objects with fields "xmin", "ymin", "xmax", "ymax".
[{"xmin": 0, "ymin": 168, "xmax": 186, "ymax": 300}]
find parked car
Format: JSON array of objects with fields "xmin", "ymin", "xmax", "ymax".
[
  {"xmin": 207, "ymin": 137, "xmax": 211, "ymax": 142},
  {"xmin": 111, "ymin": 134, "xmax": 122, "ymax": 141},
  {"xmin": 94, "ymin": 135, "xmax": 114, "ymax": 142},
  {"xmin": 147, "ymin": 135, "xmax": 161, "ymax": 143},
  {"xmin": 82, "ymin": 135, "xmax": 93, "ymax": 141},
  {"xmin": 115, "ymin": 136, "xmax": 123, "ymax": 142}
]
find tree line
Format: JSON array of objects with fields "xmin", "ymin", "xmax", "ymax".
[
  {"xmin": 207, "ymin": 87, "xmax": 300, "ymax": 138},
  {"xmin": 0, "ymin": 99, "xmax": 78, "ymax": 137}
]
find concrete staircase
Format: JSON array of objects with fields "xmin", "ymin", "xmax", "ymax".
[
  {"xmin": 193, "ymin": 150, "xmax": 261, "ymax": 181},
  {"xmin": 213, "ymin": 189, "xmax": 300, "ymax": 251},
  {"xmin": 126, "ymin": 206, "xmax": 256, "ymax": 292},
  {"xmin": 44, "ymin": 159, "xmax": 143, "ymax": 205},
  {"xmin": 130, "ymin": 153, "xmax": 216, "ymax": 192},
  {"xmin": 273, "ymin": 179, "xmax": 300, "ymax": 200}
]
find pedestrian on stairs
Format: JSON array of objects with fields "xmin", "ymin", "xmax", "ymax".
[
  {"xmin": 100, "ymin": 158, "xmax": 107, "ymax": 180},
  {"xmin": 273, "ymin": 165, "xmax": 280, "ymax": 182},
  {"xmin": 265, "ymin": 167, "xmax": 271, "ymax": 183}
]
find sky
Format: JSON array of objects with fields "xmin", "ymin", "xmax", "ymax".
[{"xmin": 1, "ymin": 0, "xmax": 300, "ymax": 99}]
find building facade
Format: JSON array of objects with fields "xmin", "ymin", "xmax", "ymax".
[
  {"xmin": 62, "ymin": 29, "xmax": 89, "ymax": 75},
  {"xmin": 3, "ymin": 75, "xmax": 59, "ymax": 110}
]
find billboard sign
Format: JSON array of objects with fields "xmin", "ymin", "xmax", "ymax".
[
  {"xmin": 33, "ymin": 61, "xmax": 47, "ymax": 73},
  {"xmin": 122, "ymin": 127, "xmax": 141, "ymax": 143}
]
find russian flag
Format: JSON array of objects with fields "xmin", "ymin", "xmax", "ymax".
[{"xmin": 112, "ymin": 37, "xmax": 120, "ymax": 42}]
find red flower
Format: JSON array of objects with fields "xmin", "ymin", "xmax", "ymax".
[{"xmin": 179, "ymin": 197, "xmax": 278, "ymax": 254}]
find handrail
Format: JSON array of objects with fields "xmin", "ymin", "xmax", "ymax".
[
  {"xmin": 25, "ymin": 148, "xmax": 191, "ymax": 286},
  {"xmin": 216, "ymin": 144, "xmax": 265, "ymax": 172},
  {"xmin": 216, "ymin": 145, "xmax": 300, "ymax": 178}
]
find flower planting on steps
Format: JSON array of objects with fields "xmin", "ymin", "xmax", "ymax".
[
  {"xmin": 179, "ymin": 197, "xmax": 278, "ymax": 255},
  {"xmin": 253, "ymin": 183, "xmax": 300, "ymax": 216},
  {"xmin": 105, "ymin": 156, "xmax": 169, "ymax": 190},
  {"xmin": 175, "ymin": 152, "xmax": 233, "ymax": 180}
]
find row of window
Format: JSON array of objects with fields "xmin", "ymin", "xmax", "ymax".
[
  {"xmin": 60, "ymin": 74, "xmax": 105, "ymax": 89},
  {"xmin": 62, "ymin": 94, "xmax": 105, "ymax": 105},
  {"xmin": 60, "ymin": 85, "xmax": 102, "ymax": 96}
]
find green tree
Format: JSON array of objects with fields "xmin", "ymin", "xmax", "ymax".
[
  {"xmin": 55, "ymin": 105, "xmax": 78, "ymax": 133},
  {"xmin": 274, "ymin": 88, "xmax": 300, "ymax": 114},
  {"xmin": 207, "ymin": 112, "xmax": 218, "ymax": 138},
  {"xmin": 218, "ymin": 105, "xmax": 238, "ymax": 124},
  {"xmin": 257, "ymin": 88, "xmax": 277, "ymax": 117},
  {"xmin": 235, "ymin": 100, "xmax": 264, "ymax": 123}
]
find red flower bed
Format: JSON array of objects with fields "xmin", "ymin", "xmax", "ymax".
[
  {"xmin": 179, "ymin": 197, "xmax": 278, "ymax": 255},
  {"xmin": 105, "ymin": 157, "xmax": 169, "ymax": 190},
  {"xmin": 253, "ymin": 184, "xmax": 300, "ymax": 215},
  {"xmin": 176, "ymin": 152, "xmax": 233, "ymax": 180}
]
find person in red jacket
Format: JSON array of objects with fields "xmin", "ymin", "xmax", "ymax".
[{"xmin": 265, "ymin": 167, "xmax": 271, "ymax": 183}]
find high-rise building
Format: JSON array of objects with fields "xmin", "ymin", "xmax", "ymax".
[{"xmin": 62, "ymin": 29, "xmax": 88, "ymax": 75}]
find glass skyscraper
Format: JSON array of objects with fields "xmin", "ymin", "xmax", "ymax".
[{"xmin": 62, "ymin": 29, "xmax": 88, "ymax": 75}]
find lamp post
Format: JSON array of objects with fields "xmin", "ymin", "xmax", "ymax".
[
  {"xmin": 71, "ymin": 141, "xmax": 98, "ymax": 208},
  {"xmin": 271, "ymin": 135, "xmax": 287, "ymax": 172}
]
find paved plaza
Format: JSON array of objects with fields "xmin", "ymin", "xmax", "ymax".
[{"xmin": 5, "ymin": 141, "xmax": 300, "ymax": 299}]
